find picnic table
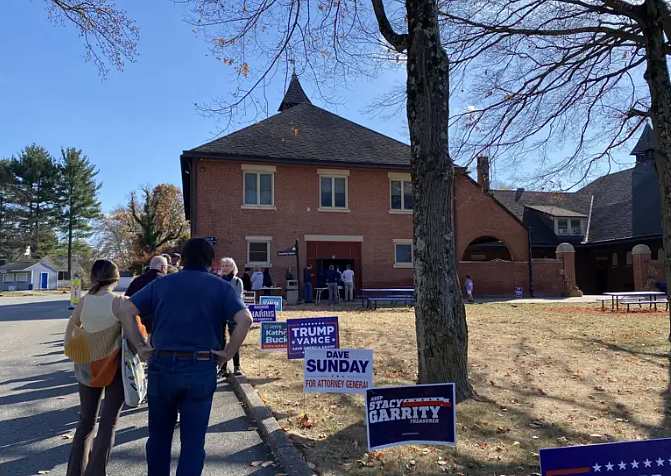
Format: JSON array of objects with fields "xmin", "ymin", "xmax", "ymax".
[
  {"xmin": 602, "ymin": 291, "xmax": 666, "ymax": 311},
  {"xmin": 359, "ymin": 288, "xmax": 415, "ymax": 309},
  {"xmin": 314, "ymin": 286, "xmax": 343, "ymax": 304}
]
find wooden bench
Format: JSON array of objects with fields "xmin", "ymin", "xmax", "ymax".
[
  {"xmin": 620, "ymin": 299, "xmax": 669, "ymax": 312},
  {"xmin": 366, "ymin": 296, "xmax": 415, "ymax": 310}
]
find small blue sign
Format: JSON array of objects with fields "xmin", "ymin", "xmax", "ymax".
[
  {"xmin": 365, "ymin": 383, "xmax": 456, "ymax": 451},
  {"xmin": 286, "ymin": 316, "xmax": 339, "ymax": 360},
  {"xmin": 249, "ymin": 304, "xmax": 277, "ymax": 323},
  {"xmin": 260, "ymin": 321, "xmax": 287, "ymax": 351},
  {"xmin": 260, "ymin": 296, "xmax": 283, "ymax": 312},
  {"xmin": 540, "ymin": 438, "xmax": 671, "ymax": 476}
]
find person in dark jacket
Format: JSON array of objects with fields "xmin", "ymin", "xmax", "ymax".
[
  {"xmin": 263, "ymin": 268, "xmax": 273, "ymax": 288},
  {"xmin": 325, "ymin": 265, "xmax": 340, "ymax": 305},
  {"xmin": 241, "ymin": 267, "xmax": 252, "ymax": 292},
  {"xmin": 125, "ymin": 255, "xmax": 168, "ymax": 332},
  {"xmin": 303, "ymin": 264, "xmax": 314, "ymax": 303}
]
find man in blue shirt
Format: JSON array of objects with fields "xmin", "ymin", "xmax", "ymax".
[{"xmin": 116, "ymin": 238, "xmax": 252, "ymax": 476}]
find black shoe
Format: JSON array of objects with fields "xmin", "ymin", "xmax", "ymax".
[{"xmin": 234, "ymin": 366, "xmax": 242, "ymax": 376}]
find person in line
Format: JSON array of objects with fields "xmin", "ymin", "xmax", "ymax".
[
  {"xmin": 220, "ymin": 257, "xmax": 244, "ymax": 376},
  {"xmin": 116, "ymin": 238, "xmax": 252, "ymax": 476},
  {"xmin": 342, "ymin": 264, "xmax": 355, "ymax": 302},
  {"xmin": 325, "ymin": 265, "xmax": 340, "ymax": 305},
  {"xmin": 171, "ymin": 253, "xmax": 182, "ymax": 269},
  {"xmin": 303, "ymin": 264, "xmax": 315, "ymax": 303},
  {"xmin": 241, "ymin": 267, "xmax": 252, "ymax": 292},
  {"xmin": 465, "ymin": 275, "xmax": 475, "ymax": 303},
  {"xmin": 65, "ymin": 260, "xmax": 145, "ymax": 476},
  {"xmin": 263, "ymin": 267, "xmax": 273, "ymax": 288},
  {"xmin": 251, "ymin": 266, "xmax": 264, "ymax": 300},
  {"xmin": 125, "ymin": 256, "xmax": 168, "ymax": 333}
]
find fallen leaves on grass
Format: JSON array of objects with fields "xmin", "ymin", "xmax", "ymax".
[{"xmin": 298, "ymin": 412, "xmax": 313, "ymax": 429}]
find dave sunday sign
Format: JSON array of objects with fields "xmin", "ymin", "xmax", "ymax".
[
  {"xmin": 286, "ymin": 316, "xmax": 339, "ymax": 359},
  {"xmin": 304, "ymin": 348, "xmax": 373, "ymax": 394}
]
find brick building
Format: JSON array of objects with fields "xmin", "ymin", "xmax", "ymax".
[{"xmin": 180, "ymin": 75, "xmax": 566, "ymax": 296}]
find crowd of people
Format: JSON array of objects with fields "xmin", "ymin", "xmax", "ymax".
[{"xmin": 63, "ymin": 238, "xmax": 253, "ymax": 476}]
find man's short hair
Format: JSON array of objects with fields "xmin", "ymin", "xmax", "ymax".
[
  {"xmin": 149, "ymin": 255, "xmax": 168, "ymax": 271},
  {"xmin": 182, "ymin": 238, "xmax": 215, "ymax": 269}
]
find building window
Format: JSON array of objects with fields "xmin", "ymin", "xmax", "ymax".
[
  {"xmin": 3, "ymin": 273, "xmax": 15, "ymax": 282},
  {"xmin": 391, "ymin": 180, "xmax": 413, "ymax": 211},
  {"xmin": 241, "ymin": 164, "xmax": 275, "ymax": 209},
  {"xmin": 393, "ymin": 239, "xmax": 413, "ymax": 268},
  {"xmin": 318, "ymin": 169, "xmax": 349, "ymax": 211},
  {"xmin": 58, "ymin": 271, "xmax": 71, "ymax": 281},
  {"xmin": 556, "ymin": 218, "xmax": 583, "ymax": 235},
  {"xmin": 15, "ymin": 273, "xmax": 28, "ymax": 282},
  {"xmin": 611, "ymin": 253, "xmax": 618, "ymax": 267},
  {"xmin": 246, "ymin": 236, "xmax": 272, "ymax": 266},
  {"xmin": 625, "ymin": 251, "xmax": 633, "ymax": 266},
  {"xmin": 658, "ymin": 248, "xmax": 665, "ymax": 262}
]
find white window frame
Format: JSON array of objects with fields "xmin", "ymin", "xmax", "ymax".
[
  {"xmin": 625, "ymin": 251, "xmax": 633, "ymax": 266},
  {"xmin": 241, "ymin": 164, "xmax": 276, "ymax": 210},
  {"xmin": 554, "ymin": 217, "xmax": 585, "ymax": 236},
  {"xmin": 318, "ymin": 169, "xmax": 349, "ymax": 212},
  {"xmin": 246, "ymin": 236, "xmax": 272, "ymax": 267},
  {"xmin": 16, "ymin": 272, "xmax": 28, "ymax": 283},
  {"xmin": 3, "ymin": 273, "xmax": 15, "ymax": 283},
  {"xmin": 611, "ymin": 253, "xmax": 619, "ymax": 267},
  {"xmin": 393, "ymin": 239, "xmax": 414, "ymax": 268},
  {"xmin": 389, "ymin": 172, "xmax": 413, "ymax": 214}
]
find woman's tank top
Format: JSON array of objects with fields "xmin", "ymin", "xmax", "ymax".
[{"xmin": 80, "ymin": 293, "xmax": 118, "ymax": 333}]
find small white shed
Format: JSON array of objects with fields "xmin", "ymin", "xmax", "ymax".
[{"xmin": 0, "ymin": 261, "xmax": 58, "ymax": 291}]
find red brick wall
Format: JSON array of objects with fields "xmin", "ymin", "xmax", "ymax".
[
  {"xmin": 532, "ymin": 260, "xmax": 564, "ymax": 296},
  {"xmin": 193, "ymin": 159, "xmax": 414, "ymax": 290},
  {"xmin": 458, "ymin": 261, "xmax": 529, "ymax": 296},
  {"xmin": 454, "ymin": 175, "xmax": 529, "ymax": 261}
]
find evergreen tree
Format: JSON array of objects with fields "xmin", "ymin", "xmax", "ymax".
[
  {"xmin": 0, "ymin": 159, "xmax": 22, "ymax": 259},
  {"xmin": 57, "ymin": 148, "xmax": 102, "ymax": 279},
  {"xmin": 9, "ymin": 145, "xmax": 60, "ymax": 259}
]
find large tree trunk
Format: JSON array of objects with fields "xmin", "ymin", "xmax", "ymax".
[
  {"xmin": 406, "ymin": 0, "xmax": 474, "ymax": 401},
  {"xmin": 644, "ymin": 0, "xmax": 671, "ymax": 341}
]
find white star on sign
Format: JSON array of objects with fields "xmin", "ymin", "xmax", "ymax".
[
  {"xmin": 657, "ymin": 458, "xmax": 665, "ymax": 466},
  {"xmin": 619, "ymin": 462, "xmax": 627, "ymax": 470},
  {"xmin": 593, "ymin": 463, "xmax": 602, "ymax": 472},
  {"xmin": 644, "ymin": 460, "xmax": 652, "ymax": 468},
  {"xmin": 605, "ymin": 462, "xmax": 614, "ymax": 471},
  {"xmin": 631, "ymin": 460, "xmax": 640, "ymax": 469}
]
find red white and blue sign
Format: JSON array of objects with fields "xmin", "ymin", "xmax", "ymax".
[
  {"xmin": 540, "ymin": 438, "xmax": 671, "ymax": 476},
  {"xmin": 249, "ymin": 304, "xmax": 277, "ymax": 323},
  {"xmin": 304, "ymin": 348, "xmax": 373, "ymax": 394},
  {"xmin": 286, "ymin": 316, "xmax": 339, "ymax": 360},
  {"xmin": 365, "ymin": 383, "xmax": 456, "ymax": 451}
]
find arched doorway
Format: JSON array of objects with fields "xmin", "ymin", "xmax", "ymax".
[{"xmin": 462, "ymin": 236, "xmax": 512, "ymax": 261}]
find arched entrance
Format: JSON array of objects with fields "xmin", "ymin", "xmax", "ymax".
[{"xmin": 462, "ymin": 236, "xmax": 512, "ymax": 261}]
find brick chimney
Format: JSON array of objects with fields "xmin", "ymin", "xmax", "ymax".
[{"xmin": 477, "ymin": 156, "xmax": 490, "ymax": 191}]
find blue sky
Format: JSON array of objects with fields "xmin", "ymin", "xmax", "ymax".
[{"xmin": 0, "ymin": 0, "xmax": 407, "ymax": 212}]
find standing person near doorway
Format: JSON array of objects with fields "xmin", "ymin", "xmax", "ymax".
[
  {"xmin": 342, "ymin": 264, "xmax": 355, "ymax": 302},
  {"xmin": 303, "ymin": 264, "xmax": 315, "ymax": 303},
  {"xmin": 220, "ymin": 257, "xmax": 244, "ymax": 376},
  {"xmin": 251, "ymin": 267, "xmax": 264, "ymax": 298},
  {"xmin": 115, "ymin": 238, "xmax": 253, "ymax": 476},
  {"xmin": 465, "ymin": 275, "xmax": 475, "ymax": 303},
  {"xmin": 325, "ymin": 265, "xmax": 340, "ymax": 305},
  {"xmin": 241, "ymin": 267, "xmax": 252, "ymax": 292}
]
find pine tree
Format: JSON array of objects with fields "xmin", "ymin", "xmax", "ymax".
[
  {"xmin": 57, "ymin": 148, "xmax": 102, "ymax": 280},
  {"xmin": 0, "ymin": 159, "xmax": 21, "ymax": 259},
  {"xmin": 9, "ymin": 145, "xmax": 60, "ymax": 259}
]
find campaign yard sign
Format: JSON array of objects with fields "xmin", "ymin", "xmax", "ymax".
[
  {"xmin": 515, "ymin": 287, "xmax": 523, "ymax": 298},
  {"xmin": 260, "ymin": 296, "xmax": 283, "ymax": 312},
  {"xmin": 365, "ymin": 383, "xmax": 456, "ymax": 451},
  {"xmin": 249, "ymin": 304, "xmax": 277, "ymax": 323},
  {"xmin": 304, "ymin": 348, "xmax": 373, "ymax": 394},
  {"xmin": 540, "ymin": 438, "xmax": 671, "ymax": 476},
  {"xmin": 286, "ymin": 316, "xmax": 339, "ymax": 359},
  {"xmin": 260, "ymin": 322, "xmax": 287, "ymax": 351},
  {"xmin": 243, "ymin": 292, "xmax": 255, "ymax": 305}
]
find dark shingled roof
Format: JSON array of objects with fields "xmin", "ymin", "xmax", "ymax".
[
  {"xmin": 631, "ymin": 124, "xmax": 654, "ymax": 155},
  {"xmin": 0, "ymin": 261, "xmax": 37, "ymax": 272},
  {"xmin": 278, "ymin": 73, "xmax": 311, "ymax": 111},
  {"xmin": 185, "ymin": 102, "xmax": 411, "ymax": 168}
]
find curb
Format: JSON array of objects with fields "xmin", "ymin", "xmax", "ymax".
[{"xmin": 229, "ymin": 374, "xmax": 315, "ymax": 476}]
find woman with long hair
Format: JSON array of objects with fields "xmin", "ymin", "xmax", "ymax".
[
  {"xmin": 64, "ymin": 259, "xmax": 143, "ymax": 476},
  {"xmin": 220, "ymin": 257, "xmax": 243, "ymax": 376}
]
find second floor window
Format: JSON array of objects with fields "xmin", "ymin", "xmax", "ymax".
[
  {"xmin": 320, "ymin": 176, "xmax": 347, "ymax": 209},
  {"xmin": 391, "ymin": 180, "xmax": 413, "ymax": 210},
  {"xmin": 556, "ymin": 218, "xmax": 582, "ymax": 235},
  {"xmin": 244, "ymin": 172, "xmax": 273, "ymax": 206}
]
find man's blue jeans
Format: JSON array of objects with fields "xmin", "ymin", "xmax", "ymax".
[
  {"xmin": 305, "ymin": 282, "xmax": 313, "ymax": 302},
  {"xmin": 146, "ymin": 354, "xmax": 217, "ymax": 476}
]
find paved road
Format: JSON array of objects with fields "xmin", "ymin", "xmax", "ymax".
[{"xmin": 0, "ymin": 296, "xmax": 280, "ymax": 476}]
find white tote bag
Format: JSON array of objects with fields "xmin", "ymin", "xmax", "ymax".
[{"xmin": 121, "ymin": 330, "xmax": 147, "ymax": 407}]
